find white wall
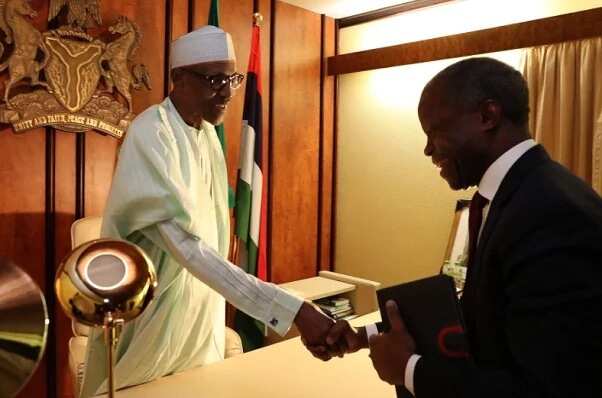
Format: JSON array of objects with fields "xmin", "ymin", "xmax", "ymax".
[{"xmin": 335, "ymin": 0, "xmax": 602, "ymax": 287}]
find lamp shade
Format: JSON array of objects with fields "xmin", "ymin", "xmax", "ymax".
[{"xmin": 55, "ymin": 239, "xmax": 157, "ymax": 327}]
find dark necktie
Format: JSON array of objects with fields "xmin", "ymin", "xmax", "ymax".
[
  {"xmin": 467, "ymin": 191, "xmax": 489, "ymax": 267},
  {"xmin": 461, "ymin": 191, "xmax": 489, "ymax": 351}
]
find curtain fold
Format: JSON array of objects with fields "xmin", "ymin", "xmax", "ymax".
[{"xmin": 520, "ymin": 37, "xmax": 602, "ymax": 194}]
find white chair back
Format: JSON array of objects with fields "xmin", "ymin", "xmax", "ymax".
[
  {"xmin": 71, "ymin": 216, "xmax": 102, "ymax": 249},
  {"xmin": 69, "ymin": 216, "xmax": 102, "ymax": 337}
]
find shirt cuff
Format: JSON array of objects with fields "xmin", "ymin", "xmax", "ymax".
[
  {"xmin": 405, "ymin": 354, "xmax": 421, "ymax": 396},
  {"xmin": 365, "ymin": 323, "xmax": 379, "ymax": 341},
  {"xmin": 265, "ymin": 287, "xmax": 304, "ymax": 336}
]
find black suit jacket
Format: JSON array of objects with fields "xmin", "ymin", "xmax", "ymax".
[{"xmin": 413, "ymin": 145, "xmax": 602, "ymax": 397}]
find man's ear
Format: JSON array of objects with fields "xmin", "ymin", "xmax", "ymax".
[
  {"xmin": 171, "ymin": 68, "xmax": 184, "ymax": 83},
  {"xmin": 479, "ymin": 99, "xmax": 502, "ymax": 131}
]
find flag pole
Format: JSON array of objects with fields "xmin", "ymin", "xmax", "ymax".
[{"xmin": 229, "ymin": 234, "xmax": 240, "ymax": 263}]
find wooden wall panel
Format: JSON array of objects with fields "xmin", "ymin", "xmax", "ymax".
[
  {"xmin": 171, "ymin": 0, "xmax": 190, "ymax": 41},
  {"xmin": 84, "ymin": 134, "xmax": 118, "ymax": 217},
  {"xmin": 0, "ymin": 132, "xmax": 47, "ymax": 398},
  {"xmin": 270, "ymin": 1, "xmax": 322, "ymax": 283},
  {"xmin": 54, "ymin": 132, "xmax": 76, "ymax": 398},
  {"xmin": 318, "ymin": 16, "xmax": 335, "ymax": 272},
  {"xmin": 168, "ymin": 0, "xmax": 191, "ymax": 94},
  {"xmin": 193, "ymin": 0, "xmax": 211, "ymax": 28}
]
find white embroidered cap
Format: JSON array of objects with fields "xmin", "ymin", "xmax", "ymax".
[{"xmin": 170, "ymin": 25, "xmax": 236, "ymax": 69}]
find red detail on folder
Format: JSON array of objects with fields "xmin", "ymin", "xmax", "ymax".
[{"xmin": 438, "ymin": 324, "xmax": 470, "ymax": 358}]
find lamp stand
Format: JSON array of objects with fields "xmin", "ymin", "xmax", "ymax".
[{"xmin": 103, "ymin": 312, "xmax": 124, "ymax": 398}]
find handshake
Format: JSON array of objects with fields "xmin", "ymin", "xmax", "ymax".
[
  {"xmin": 293, "ymin": 301, "xmax": 368, "ymax": 360},
  {"xmin": 292, "ymin": 301, "xmax": 416, "ymax": 386}
]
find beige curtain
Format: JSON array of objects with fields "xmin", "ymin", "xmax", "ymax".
[{"xmin": 520, "ymin": 37, "xmax": 602, "ymax": 194}]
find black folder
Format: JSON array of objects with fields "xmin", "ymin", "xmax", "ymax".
[{"xmin": 377, "ymin": 274, "xmax": 469, "ymax": 397}]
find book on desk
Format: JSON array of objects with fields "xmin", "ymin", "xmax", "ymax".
[{"xmin": 315, "ymin": 297, "xmax": 356, "ymax": 320}]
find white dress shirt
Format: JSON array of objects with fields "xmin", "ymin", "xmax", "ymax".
[
  {"xmin": 369, "ymin": 139, "xmax": 536, "ymax": 396},
  {"xmin": 477, "ymin": 139, "xmax": 537, "ymax": 224}
]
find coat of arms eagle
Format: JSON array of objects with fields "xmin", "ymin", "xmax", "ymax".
[{"xmin": 48, "ymin": 0, "xmax": 101, "ymax": 29}]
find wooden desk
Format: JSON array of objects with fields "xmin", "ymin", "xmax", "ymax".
[{"xmin": 100, "ymin": 312, "xmax": 395, "ymax": 398}]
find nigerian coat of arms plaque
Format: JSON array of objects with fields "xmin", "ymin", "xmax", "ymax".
[{"xmin": 0, "ymin": 0, "xmax": 151, "ymax": 139}]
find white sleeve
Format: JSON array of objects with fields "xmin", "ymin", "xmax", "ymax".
[{"xmin": 156, "ymin": 220, "xmax": 304, "ymax": 336}]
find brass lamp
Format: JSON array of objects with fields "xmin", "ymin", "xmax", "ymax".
[{"xmin": 55, "ymin": 239, "xmax": 157, "ymax": 398}]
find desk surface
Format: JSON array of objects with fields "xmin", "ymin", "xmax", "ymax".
[{"xmin": 101, "ymin": 312, "xmax": 395, "ymax": 398}]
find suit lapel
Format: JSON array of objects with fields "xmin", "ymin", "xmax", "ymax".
[
  {"xmin": 462, "ymin": 145, "xmax": 550, "ymax": 341},
  {"xmin": 473, "ymin": 145, "xmax": 550, "ymax": 273}
]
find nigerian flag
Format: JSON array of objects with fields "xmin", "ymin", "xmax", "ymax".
[
  {"xmin": 234, "ymin": 21, "xmax": 267, "ymax": 351},
  {"xmin": 208, "ymin": 0, "xmax": 235, "ymax": 208}
]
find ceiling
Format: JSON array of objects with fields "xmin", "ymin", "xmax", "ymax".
[{"xmin": 279, "ymin": 0, "xmax": 416, "ymax": 18}]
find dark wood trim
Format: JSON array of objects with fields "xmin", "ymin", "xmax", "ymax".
[
  {"xmin": 75, "ymin": 134, "xmax": 85, "ymax": 219},
  {"xmin": 188, "ymin": 0, "xmax": 195, "ymax": 32},
  {"xmin": 253, "ymin": 0, "xmax": 259, "ymax": 13},
  {"xmin": 330, "ymin": 19, "xmax": 339, "ymax": 271},
  {"xmin": 44, "ymin": 127, "xmax": 56, "ymax": 398},
  {"xmin": 267, "ymin": 0, "xmax": 276, "ymax": 282},
  {"xmin": 319, "ymin": 16, "xmax": 336, "ymax": 274},
  {"xmin": 316, "ymin": 13, "xmax": 325, "ymax": 275},
  {"xmin": 164, "ymin": 0, "xmax": 174, "ymax": 97},
  {"xmin": 329, "ymin": 6, "xmax": 602, "ymax": 76},
  {"xmin": 338, "ymin": 0, "xmax": 453, "ymax": 28}
]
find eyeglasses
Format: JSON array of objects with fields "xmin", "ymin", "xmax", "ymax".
[{"xmin": 189, "ymin": 71, "xmax": 245, "ymax": 92}]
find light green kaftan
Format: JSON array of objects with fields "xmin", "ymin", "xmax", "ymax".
[{"xmin": 79, "ymin": 98, "xmax": 231, "ymax": 397}]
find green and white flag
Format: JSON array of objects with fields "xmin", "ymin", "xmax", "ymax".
[{"xmin": 208, "ymin": 0, "xmax": 235, "ymax": 208}]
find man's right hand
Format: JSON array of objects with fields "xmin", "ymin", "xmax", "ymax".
[
  {"xmin": 295, "ymin": 302, "xmax": 335, "ymax": 360},
  {"xmin": 304, "ymin": 320, "xmax": 369, "ymax": 361}
]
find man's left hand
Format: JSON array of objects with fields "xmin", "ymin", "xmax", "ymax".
[{"xmin": 369, "ymin": 300, "xmax": 416, "ymax": 385}]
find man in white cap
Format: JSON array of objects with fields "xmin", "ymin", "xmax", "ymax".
[{"xmin": 79, "ymin": 26, "xmax": 336, "ymax": 397}]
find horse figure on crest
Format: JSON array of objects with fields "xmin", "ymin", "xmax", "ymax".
[
  {"xmin": 0, "ymin": 0, "xmax": 49, "ymax": 106},
  {"xmin": 100, "ymin": 16, "xmax": 151, "ymax": 113}
]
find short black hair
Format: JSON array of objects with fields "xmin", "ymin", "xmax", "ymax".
[{"xmin": 427, "ymin": 57, "xmax": 530, "ymax": 126}]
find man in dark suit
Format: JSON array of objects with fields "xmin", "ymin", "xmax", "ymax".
[{"xmin": 313, "ymin": 57, "xmax": 602, "ymax": 397}]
